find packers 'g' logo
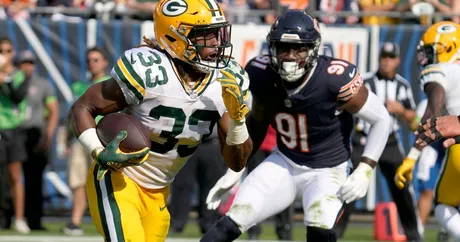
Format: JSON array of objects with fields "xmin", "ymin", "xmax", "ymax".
[
  {"xmin": 162, "ymin": 0, "xmax": 188, "ymax": 17},
  {"xmin": 437, "ymin": 24, "xmax": 457, "ymax": 34}
]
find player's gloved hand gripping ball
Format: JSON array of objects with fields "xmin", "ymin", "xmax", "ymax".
[
  {"xmin": 218, "ymin": 69, "xmax": 249, "ymax": 121},
  {"xmin": 92, "ymin": 131, "xmax": 150, "ymax": 180},
  {"xmin": 93, "ymin": 113, "xmax": 152, "ymax": 180}
]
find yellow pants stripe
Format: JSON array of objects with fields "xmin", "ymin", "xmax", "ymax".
[
  {"xmin": 435, "ymin": 149, "xmax": 448, "ymax": 205},
  {"xmin": 434, "ymin": 144, "xmax": 460, "ymax": 206},
  {"xmin": 93, "ymin": 164, "xmax": 125, "ymax": 242},
  {"xmin": 88, "ymin": 162, "xmax": 171, "ymax": 241}
]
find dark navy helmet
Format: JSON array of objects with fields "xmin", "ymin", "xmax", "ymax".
[{"xmin": 267, "ymin": 10, "xmax": 321, "ymax": 82}]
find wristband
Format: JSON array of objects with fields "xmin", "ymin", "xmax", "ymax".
[
  {"xmin": 407, "ymin": 147, "xmax": 421, "ymax": 161},
  {"xmin": 78, "ymin": 128, "xmax": 104, "ymax": 155},
  {"xmin": 226, "ymin": 118, "xmax": 249, "ymax": 145}
]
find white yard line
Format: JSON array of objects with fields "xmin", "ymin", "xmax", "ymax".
[{"xmin": 0, "ymin": 236, "xmax": 371, "ymax": 242}]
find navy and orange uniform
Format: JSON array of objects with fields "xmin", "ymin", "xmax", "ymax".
[{"xmin": 246, "ymin": 55, "xmax": 363, "ymax": 168}]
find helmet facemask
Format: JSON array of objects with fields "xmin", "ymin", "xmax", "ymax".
[
  {"xmin": 184, "ymin": 23, "xmax": 233, "ymax": 73},
  {"xmin": 269, "ymin": 38, "xmax": 321, "ymax": 82},
  {"xmin": 417, "ymin": 39, "xmax": 460, "ymax": 67},
  {"xmin": 417, "ymin": 42, "xmax": 440, "ymax": 67}
]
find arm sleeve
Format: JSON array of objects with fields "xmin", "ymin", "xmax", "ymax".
[
  {"xmin": 353, "ymin": 91, "xmax": 391, "ymax": 161},
  {"xmin": 353, "ymin": 81, "xmax": 372, "ymax": 133}
]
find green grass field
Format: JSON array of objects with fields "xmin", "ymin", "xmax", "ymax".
[
  {"xmin": 0, "ymin": 221, "xmax": 441, "ymax": 241},
  {"xmin": 169, "ymin": 221, "xmax": 440, "ymax": 241}
]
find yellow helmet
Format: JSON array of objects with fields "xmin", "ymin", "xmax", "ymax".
[
  {"xmin": 417, "ymin": 21, "xmax": 460, "ymax": 66},
  {"xmin": 153, "ymin": 0, "xmax": 232, "ymax": 72}
]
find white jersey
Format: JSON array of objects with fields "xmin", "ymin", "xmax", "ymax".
[
  {"xmin": 420, "ymin": 63, "xmax": 460, "ymax": 115},
  {"xmin": 111, "ymin": 46, "xmax": 249, "ymax": 189}
]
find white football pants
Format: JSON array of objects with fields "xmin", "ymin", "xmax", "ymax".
[{"xmin": 227, "ymin": 150, "xmax": 351, "ymax": 232}]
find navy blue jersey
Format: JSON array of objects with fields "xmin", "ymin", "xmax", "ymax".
[{"xmin": 246, "ymin": 55, "xmax": 363, "ymax": 168}]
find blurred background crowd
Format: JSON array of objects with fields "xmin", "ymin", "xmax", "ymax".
[{"xmin": 1, "ymin": 0, "xmax": 460, "ymax": 25}]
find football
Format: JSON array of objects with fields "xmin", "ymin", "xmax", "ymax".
[{"xmin": 96, "ymin": 113, "xmax": 151, "ymax": 153}]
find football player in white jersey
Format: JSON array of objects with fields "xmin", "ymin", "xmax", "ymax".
[
  {"xmin": 67, "ymin": 0, "xmax": 253, "ymax": 241},
  {"xmin": 395, "ymin": 21, "xmax": 460, "ymax": 240}
]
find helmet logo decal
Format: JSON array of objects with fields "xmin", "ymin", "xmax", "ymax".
[
  {"xmin": 313, "ymin": 19, "xmax": 321, "ymax": 34},
  {"xmin": 308, "ymin": 14, "xmax": 321, "ymax": 34},
  {"xmin": 281, "ymin": 33, "xmax": 300, "ymax": 40},
  {"xmin": 437, "ymin": 24, "xmax": 457, "ymax": 34},
  {"xmin": 162, "ymin": 0, "xmax": 188, "ymax": 17}
]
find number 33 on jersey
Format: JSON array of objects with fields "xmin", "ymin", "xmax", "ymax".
[{"xmin": 111, "ymin": 46, "xmax": 250, "ymax": 189}]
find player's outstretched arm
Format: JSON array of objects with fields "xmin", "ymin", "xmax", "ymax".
[
  {"xmin": 217, "ymin": 69, "xmax": 254, "ymax": 172},
  {"xmin": 217, "ymin": 112, "xmax": 252, "ymax": 172},
  {"xmin": 395, "ymin": 82, "xmax": 446, "ymax": 189},
  {"xmin": 343, "ymin": 86, "xmax": 391, "ymax": 168},
  {"xmin": 69, "ymin": 78, "xmax": 149, "ymax": 179},
  {"xmin": 69, "ymin": 78, "xmax": 127, "ymax": 138},
  {"xmin": 338, "ymin": 86, "xmax": 392, "ymax": 203},
  {"xmin": 411, "ymin": 82, "xmax": 446, "ymax": 148}
]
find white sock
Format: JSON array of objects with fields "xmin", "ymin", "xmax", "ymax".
[{"xmin": 435, "ymin": 204, "xmax": 460, "ymax": 240}]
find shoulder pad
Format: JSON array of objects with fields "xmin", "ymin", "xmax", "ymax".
[
  {"xmin": 111, "ymin": 47, "xmax": 168, "ymax": 104},
  {"xmin": 420, "ymin": 64, "xmax": 445, "ymax": 78},
  {"xmin": 321, "ymin": 58, "xmax": 363, "ymax": 102},
  {"xmin": 244, "ymin": 55, "xmax": 278, "ymax": 99},
  {"xmin": 420, "ymin": 63, "xmax": 447, "ymax": 90},
  {"xmin": 246, "ymin": 55, "xmax": 271, "ymax": 71}
]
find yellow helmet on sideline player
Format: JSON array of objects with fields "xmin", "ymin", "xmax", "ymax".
[
  {"xmin": 153, "ymin": 0, "xmax": 232, "ymax": 73},
  {"xmin": 417, "ymin": 21, "xmax": 460, "ymax": 66}
]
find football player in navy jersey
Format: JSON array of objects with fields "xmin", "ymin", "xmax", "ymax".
[{"xmin": 201, "ymin": 10, "xmax": 391, "ymax": 242}]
